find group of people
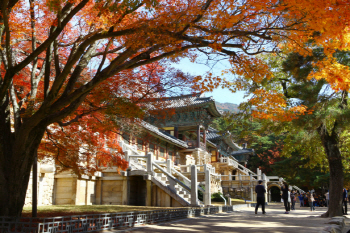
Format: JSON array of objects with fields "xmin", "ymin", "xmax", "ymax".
[{"xmin": 254, "ymin": 181, "xmax": 349, "ymax": 215}]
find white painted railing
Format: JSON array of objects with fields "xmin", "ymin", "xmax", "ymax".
[{"xmin": 220, "ymin": 157, "xmax": 257, "ymax": 177}]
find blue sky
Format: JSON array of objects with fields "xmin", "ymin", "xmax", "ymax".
[{"xmin": 172, "ymin": 58, "xmax": 247, "ymax": 105}]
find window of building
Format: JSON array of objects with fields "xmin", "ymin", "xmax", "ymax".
[{"xmin": 211, "ymin": 150, "xmax": 217, "ymax": 162}]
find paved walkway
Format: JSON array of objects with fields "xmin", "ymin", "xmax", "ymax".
[{"xmin": 123, "ymin": 203, "xmax": 350, "ymax": 233}]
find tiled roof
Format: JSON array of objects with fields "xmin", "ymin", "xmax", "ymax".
[
  {"xmin": 206, "ymin": 127, "xmax": 222, "ymax": 141},
  {"xmin": 140, "ymin": 121, "xmax": 188, "ymax": 148},
  {"xmin": 159, "ymin": 93, "xmax": 222, "ymax": 117}
]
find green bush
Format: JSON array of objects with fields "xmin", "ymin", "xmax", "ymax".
[{"xmin": 211, "ymin": 192, "xmax": 228, "ymax": 202}]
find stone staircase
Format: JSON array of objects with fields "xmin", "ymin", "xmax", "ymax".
[
  {"xmin": 154, "ymin": 173, "xmax": 191, "ymax": 203},
  {"xmin": 120, "ymin": 140, "xmax": 200, "ymax": 207}
]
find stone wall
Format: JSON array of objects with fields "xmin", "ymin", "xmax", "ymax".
[
  {"xmin": 24, "ymin": 163, "xmax": 55, "ymax": 207},
  {"xmin": 95, "ymin": 170, "xmax": 127, "ymax": 205},
  {"xmin": 54, "ymin": 172, "xmax": 97, "ymax": 205},
  {"xmin": 151, "ymin": 184, "xmax": 182, "ymax": 207}
]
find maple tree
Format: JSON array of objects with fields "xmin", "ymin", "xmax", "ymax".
[{"xmin": 0, "ymin": 0, "xmax": 311, "ymax": 217}]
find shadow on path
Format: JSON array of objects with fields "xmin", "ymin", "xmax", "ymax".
[{"xmin": 124, "ymin": 203, "xmax": 346, "ymax": 233}]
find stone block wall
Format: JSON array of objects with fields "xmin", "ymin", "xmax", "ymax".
[
  {"xmin": 55, "ymin": 177, "xmax": 77, "ymax": 205},
  {"xmin": 24, "ymin": 163, "xmax": 55, "ymax": 207},
  {"xmin": 95, "ymin": 171, "xmax": 127, "ymax": 205},
  {"xmin": 54, "ymin": 172, "xmax": 97, "ymax": 205},
  {"xmin": 151, "ymin": 184, "xmax": 182, "ymax": 207}
]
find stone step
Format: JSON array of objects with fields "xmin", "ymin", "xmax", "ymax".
[{"xmin": 178, "ymin": 190, "xmax": 187, "ymax": 195}]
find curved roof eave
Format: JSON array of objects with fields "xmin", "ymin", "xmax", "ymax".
[{"xmin": 140, "ymin": 121, "xmax": 188, "ymax": 148}]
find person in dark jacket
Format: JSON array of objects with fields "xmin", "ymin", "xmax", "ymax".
[
  {"xmin": 290, "ymin": 190, "xmax": 296, "ymax": 210},
  {"xmin": 255, "ymin": 180, "xmax": 266, "ymax": 214},
  {"xmin": 343, "ymin": 188, "xmax": 348, "ymax": 215},
  {"xmin": 281, "ymin": 184, "xmax": 290, "ymax": 214}
]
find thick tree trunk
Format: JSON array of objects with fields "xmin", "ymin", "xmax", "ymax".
[
  {"xmin": 318, "ymin": 123, "xmax": 343, "ymax": 218},
  {"xmin": 0, "ymin": 97, "xmax": 47, "ymax": 217}
]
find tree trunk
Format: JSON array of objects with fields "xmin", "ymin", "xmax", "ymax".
[
  {"xmin": 318, "ymin": 123, "xmax": 343, "ymax": 218},
  {"xmin": 0, "ymin": 97, "xmax": 46, "ymax": 217}
]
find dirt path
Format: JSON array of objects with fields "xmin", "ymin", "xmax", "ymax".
[{"xmin": 121, "ymin": 203, "xmax": 350, "ymax": 233}]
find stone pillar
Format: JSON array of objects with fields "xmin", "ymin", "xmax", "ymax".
[
  {"xmin": 196, "ymin": 125, "xmax": 201, "ymax": 148},
  {"xmin": 250, "ymin": 174, "xmax": 254, "ymax": 202},
  {"xmin": 204, "ymin": 168, "xmax": 211, "ymax": 205},
  {"xmin": 194, "ymin": 149, "xmax": 201, "ymax": 165},
  {"xmin": 147, "ymin": 152, "xmax": 153, "ymax": 174},
  {"xmin": 257, "ymin": 168, "xmax": 262, "ymax": 181},
  {"xmin": 146, "ymin": 180, "xmax": 152, "ymax": 206},
  {"xmin": 269, "ymin": 190, "xmax": 271, "ymax": 202},
  {"xmin": 191, "ymin": 165, "xmax": 198, "ymax": 206},
  {"xmin": 125, "ymin": 151, "xmax": 129, "ymax": 169},
  {"xmin": 122, "ymin": 176, "xmax": 128, "ymax": 205},
  {"xmin": 262, "ymin": 173, "xmax": 268, "ymax": 202},
  {"xmin": 166, "ymin": 159, "xmax": 172, "ymax": 174}
]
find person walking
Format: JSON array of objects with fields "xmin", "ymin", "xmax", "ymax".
[
  {"xmin": 291, "ymin": 190, "xmax": 296, "ymax": 210},
  {"xmin": 281, "ymin": 184, "xmax": 290, "ymax": 214},
  {"xmin": 343, "ymin": 188, "xmax": 348, "ymax": 215},
  {"xmin": 308, "ymin": 192, "xmax": 315, "ymax": 211},
  {"xmin": 325, "ymin": 191, "xmax": 329, "ymax": 208},
  {"xmin": 255, "ymin": 180, "xmax": 266, "ymax": 214},
  {"xmin": 298, "ymin": 193, "xmax": 304, "ymax": 207}
]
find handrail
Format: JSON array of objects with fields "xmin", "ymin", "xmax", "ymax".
[
  {"xmin": 220, "ymin": 194, "xmax": 227, "ymax": 206},
  {"xmin": 172, "ymin": 168, "xmax": 191, "ymax": 187},
  {"xmin": 128, "ymin": 155, "xmax": 147, "ymax": 158},
  {"xmin": 152, "ymin": 162, "xmax": 191, "ymax": 192}
]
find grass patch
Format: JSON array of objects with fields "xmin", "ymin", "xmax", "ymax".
[
  {"xmin": 211, "ymin": 198, "xmax": 252, "ymax": 206},
  {"xmin": 22, "ymin": 205, "xmax": 188, "ymax": 217}
]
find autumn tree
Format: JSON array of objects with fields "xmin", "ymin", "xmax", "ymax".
[
  {"xmin": 233, "ymin": 50, "xmax": 350, "ymax": 217},
  {"xmin": 0, "ymin": 0, "xmax": 312, "ymax": 217}
]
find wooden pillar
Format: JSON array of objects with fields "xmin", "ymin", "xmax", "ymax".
[
  {"xmin": 197, "ymin": 125, "xmax": 201, "ymax": 148},
  {"xmin": 174, "ymin": 126, "xmax": 178, "ymax": 139},
  {"xmin": 203, "ymin": 129, "xmax": 206, "ymax": 145}
]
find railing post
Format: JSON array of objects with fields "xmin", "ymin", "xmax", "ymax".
[
  {"xmin": 166, "ymin": 159, "xmax": 172, "ymax": 174},
  {"xmin": 229, "ymin": 174, "xmax": 232, "ymax": 181},
  {"xmin": 191, "ymin": 165, "xmax": 198, "ymax": 206},
  {"xmin": 147, "ymin": 152, "xmax": 153, "ymax": 174},
  {"xmin": 124, "ymin": 151, "xmax": 130, "ymax": 170},
  {"xmin": 262, "ymin": 173, "xmax": 267, "ymax": 203},
  {"xmin": 204, "ymin": 168, "xmax": 211, "ymax": 206},
  {"xmin": 250, "ymin": 174, "xmax": 254, "ymax": 202}
]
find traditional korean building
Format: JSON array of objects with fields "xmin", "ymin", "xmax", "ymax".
[{"xmin": 25, "ymin": 93, "xmax": 273, "ymax": 208}]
